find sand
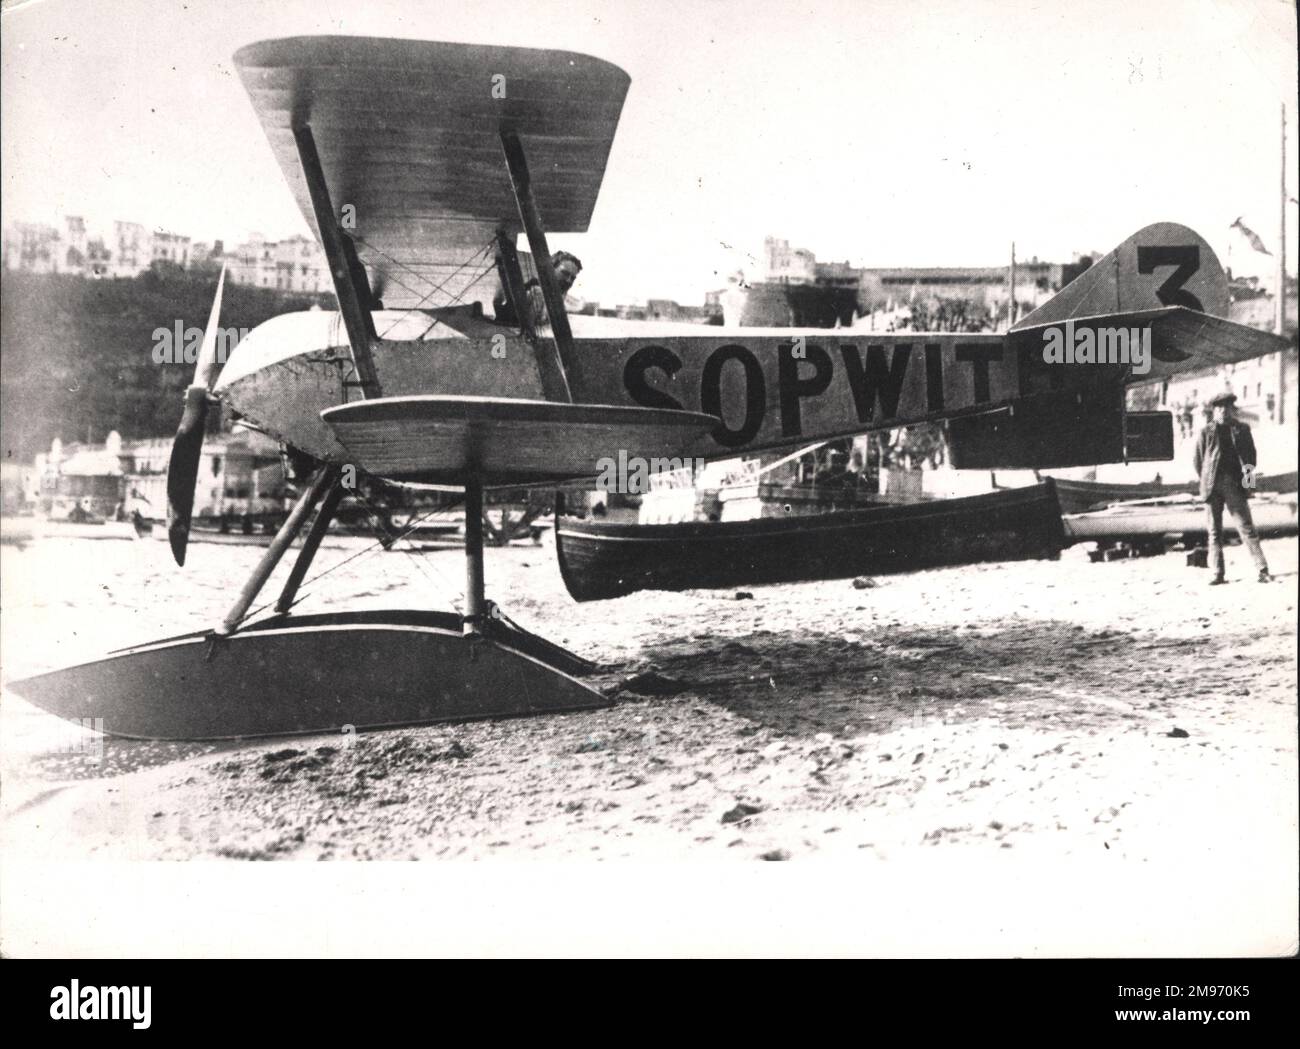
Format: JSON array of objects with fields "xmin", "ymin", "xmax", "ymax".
[{"xmin": 1, "ymin": 528, "xmax": 1294, "ymax": 881}]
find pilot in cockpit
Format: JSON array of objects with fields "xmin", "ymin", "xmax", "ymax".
[{"xmin": 494, "ymin": 250, "xmax": 582, "ymax": 330}]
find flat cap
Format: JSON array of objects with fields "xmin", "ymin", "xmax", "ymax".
[{"xmin": 1207, "ymin": 391, "xmax": 1238, "ymax": 407}]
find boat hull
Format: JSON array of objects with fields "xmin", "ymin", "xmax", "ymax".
[
  {"xmin": 724, "ymin": 282, "xmax": 860, "ymax": 328},
  {"xmin": 1063, "ymin": 493, "xmax": 1299, "ymax": 542},
  {"xmin": 1050, "ymin": 472, "xmax": 1297, "ymax": 514},
  {"xmin": 556, "ymin": 482, "xmax": 1066, "ymax": 601}
]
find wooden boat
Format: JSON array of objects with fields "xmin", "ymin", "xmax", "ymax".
[
  {"xmin": 1050, "ymin": 477, "xmax": 1194, "ymax": 514},
  {"xmin": 1063, "ymin": 491, "xmax": 1299, "ymax": 543},
  {"xmin": 555, "ymin": 481, "xmax": 1066, "ymax": 601},
  {"xmin": 1050, "ymin": 471, "xmax": 1297, "ymax": 514}
]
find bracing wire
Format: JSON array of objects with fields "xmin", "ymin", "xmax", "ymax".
[{"xmin": 232, "ymin": 498, "xmax": 464, "ymax": 629}]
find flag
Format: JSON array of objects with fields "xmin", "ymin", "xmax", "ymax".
[{"xmin": 1230, "ymin": 217, "xmax": 1272, "ymax": 255}]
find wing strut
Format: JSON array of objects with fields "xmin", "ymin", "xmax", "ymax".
[
  {"xmin": 293, "ymin": 123, "xmax": 382, "ymax": 399},
  {"xmin": 493, "ymin": 228, "xmax": 537, "ymax": 341},
  {"xmin": 499, "ymin": 126, "xmax": 574, "ymax": 403}
]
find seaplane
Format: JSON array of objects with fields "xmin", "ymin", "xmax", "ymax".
[{"xmin": 7, "ymin": 35, "xmax": 1287, "ymax": 740}]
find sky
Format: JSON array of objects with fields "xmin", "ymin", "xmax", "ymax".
[{"xmin": 2, "ymin": 0, "xmax": 1297, "ymax": 304}]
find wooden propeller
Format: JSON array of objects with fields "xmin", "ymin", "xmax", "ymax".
[{"xmin": 166, "ymin": 265, "xmax": 227, "ymax": 566}]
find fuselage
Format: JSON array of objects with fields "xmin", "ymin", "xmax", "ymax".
[{"xmin": 216, "ymin": 308, "xmax": 1118, "ymax": 466}]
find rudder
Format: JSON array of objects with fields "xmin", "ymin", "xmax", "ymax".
[{"xmin": 1012, "ymin": 222, "xmax": 1229, "ymax": 330}]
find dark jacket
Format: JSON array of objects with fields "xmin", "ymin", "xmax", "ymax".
[{"xmin": 1192, "ymin": 420, "xmax": 1257, "ymax": 499}]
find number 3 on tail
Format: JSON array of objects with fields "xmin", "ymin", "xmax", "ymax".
[{"xmin": 1136, "ymin": 245, "xmax": 1204, "ymax": 312}]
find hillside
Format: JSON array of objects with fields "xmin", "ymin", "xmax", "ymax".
[{"xmin": 0, "ymin": 268, "xmax": 330, "ymax": 462}]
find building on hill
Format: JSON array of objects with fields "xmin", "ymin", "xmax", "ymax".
[
  {"xmin": 272, "ymin": 235, "xmax": 330, "ymax": 293},
  {"xmin": 2, "ymin": 216, "xmax": 113, "ymax": 277},
  {"xmin": 223, "ymin": 232, "xmax": 329, "ymax": 293},
  {"xmin": 4, "ymin": 217, "xmax": 156, "ymax": 278},
  {"xmin": 151, "ymin": 230, "xmax": 191, "ymax": 269},
  {"xmin": 189, "ymin": 240, "xmax": 226, "ymax": 274},
  {"xmin": 3, "ymin": 222, "xmax": 62, "ymax": 273},
  {"xmin": 63, "ymin": 215, "xmax": 87, "ymax": 271},
  {"xmin": 763, "ymin": 237, "xmax": 818, "ymax": 283},
  {"xmin": 85, "ymin": 236, "xmax": 112, "ymax": 277},
  {"xmin": 112, "ymin": 220, "xmax": 151, "ymax": 278},
  {"xmin": 3, "ymin": 216, "xmax": 331, "ymax": 289},
  {"xmin": 227, "ymin": 232, "xmax": 274, "ymax": 288}
]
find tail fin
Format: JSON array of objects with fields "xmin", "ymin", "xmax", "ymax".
[{"xmin": 1012, "ymin": 222, "xmax": 1229, "ymax": 330}]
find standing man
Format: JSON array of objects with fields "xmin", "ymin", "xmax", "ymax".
[{"xmin": 1192, "ymin": 392, "xmax": 1270, "ymax": 584}]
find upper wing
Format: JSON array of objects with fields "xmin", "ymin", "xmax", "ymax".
[{"xmin": 234, "ymin": 36, "xmax": 630, "ymax": 308}]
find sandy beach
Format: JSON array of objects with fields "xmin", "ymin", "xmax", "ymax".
[{"xmin": 1, "ymin": 527, "xmax": 1295, "ymax": 884}]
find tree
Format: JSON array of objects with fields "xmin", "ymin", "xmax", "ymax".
[{"xmin": 0, "ymin": 269, "xmax": 330, "ymax": 461}]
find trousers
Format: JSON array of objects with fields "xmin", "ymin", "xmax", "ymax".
[{"xmin": 1205, "ymin": 477, "xmax": 1268, "ymax": 577}]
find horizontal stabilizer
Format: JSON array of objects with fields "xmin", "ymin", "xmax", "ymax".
[{"xmin": 1008, "ymin": 306, "xmax": 1289, "ymax": 382}]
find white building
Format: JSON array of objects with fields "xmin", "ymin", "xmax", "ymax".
[
  {"xmin": 225, "ymin": 232, "xmax": 329, "ymax": 293},
  {"xmin": 151, "ymin": 230, "xmax": 191, "ymax": 269},
  {"xmin": 4, "ymin": 215, "xmax": 332, "ymax": 292},
  {"xmin": 274, "ymin": 234, "xmax": 331, "ymax": 293},
  {"xmin": 763, "ymin": 236, "xmax": 818, "ymax": 283},
  {"xmin": 62, "ymin": 215, "xmax": 87, "ymax": 271},
  {"xmin": 122, "ymin": 429, "xmax": 286, "ymax": 519},
  {"xmin": 27, "ymin": 429, "xmax": 288, "ymax": 521},
  {"xmin": 112, "ymin": 220, "xmax": 151, "ymax": 278},
  {"xmin": 3, "ymin": 222, "xmax": 62, "ymax": 273}
]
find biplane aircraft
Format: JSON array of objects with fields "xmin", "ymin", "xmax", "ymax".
[{"xmin": 7, "ymin": 35, "xmax": 1287, "ymax": 740}]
